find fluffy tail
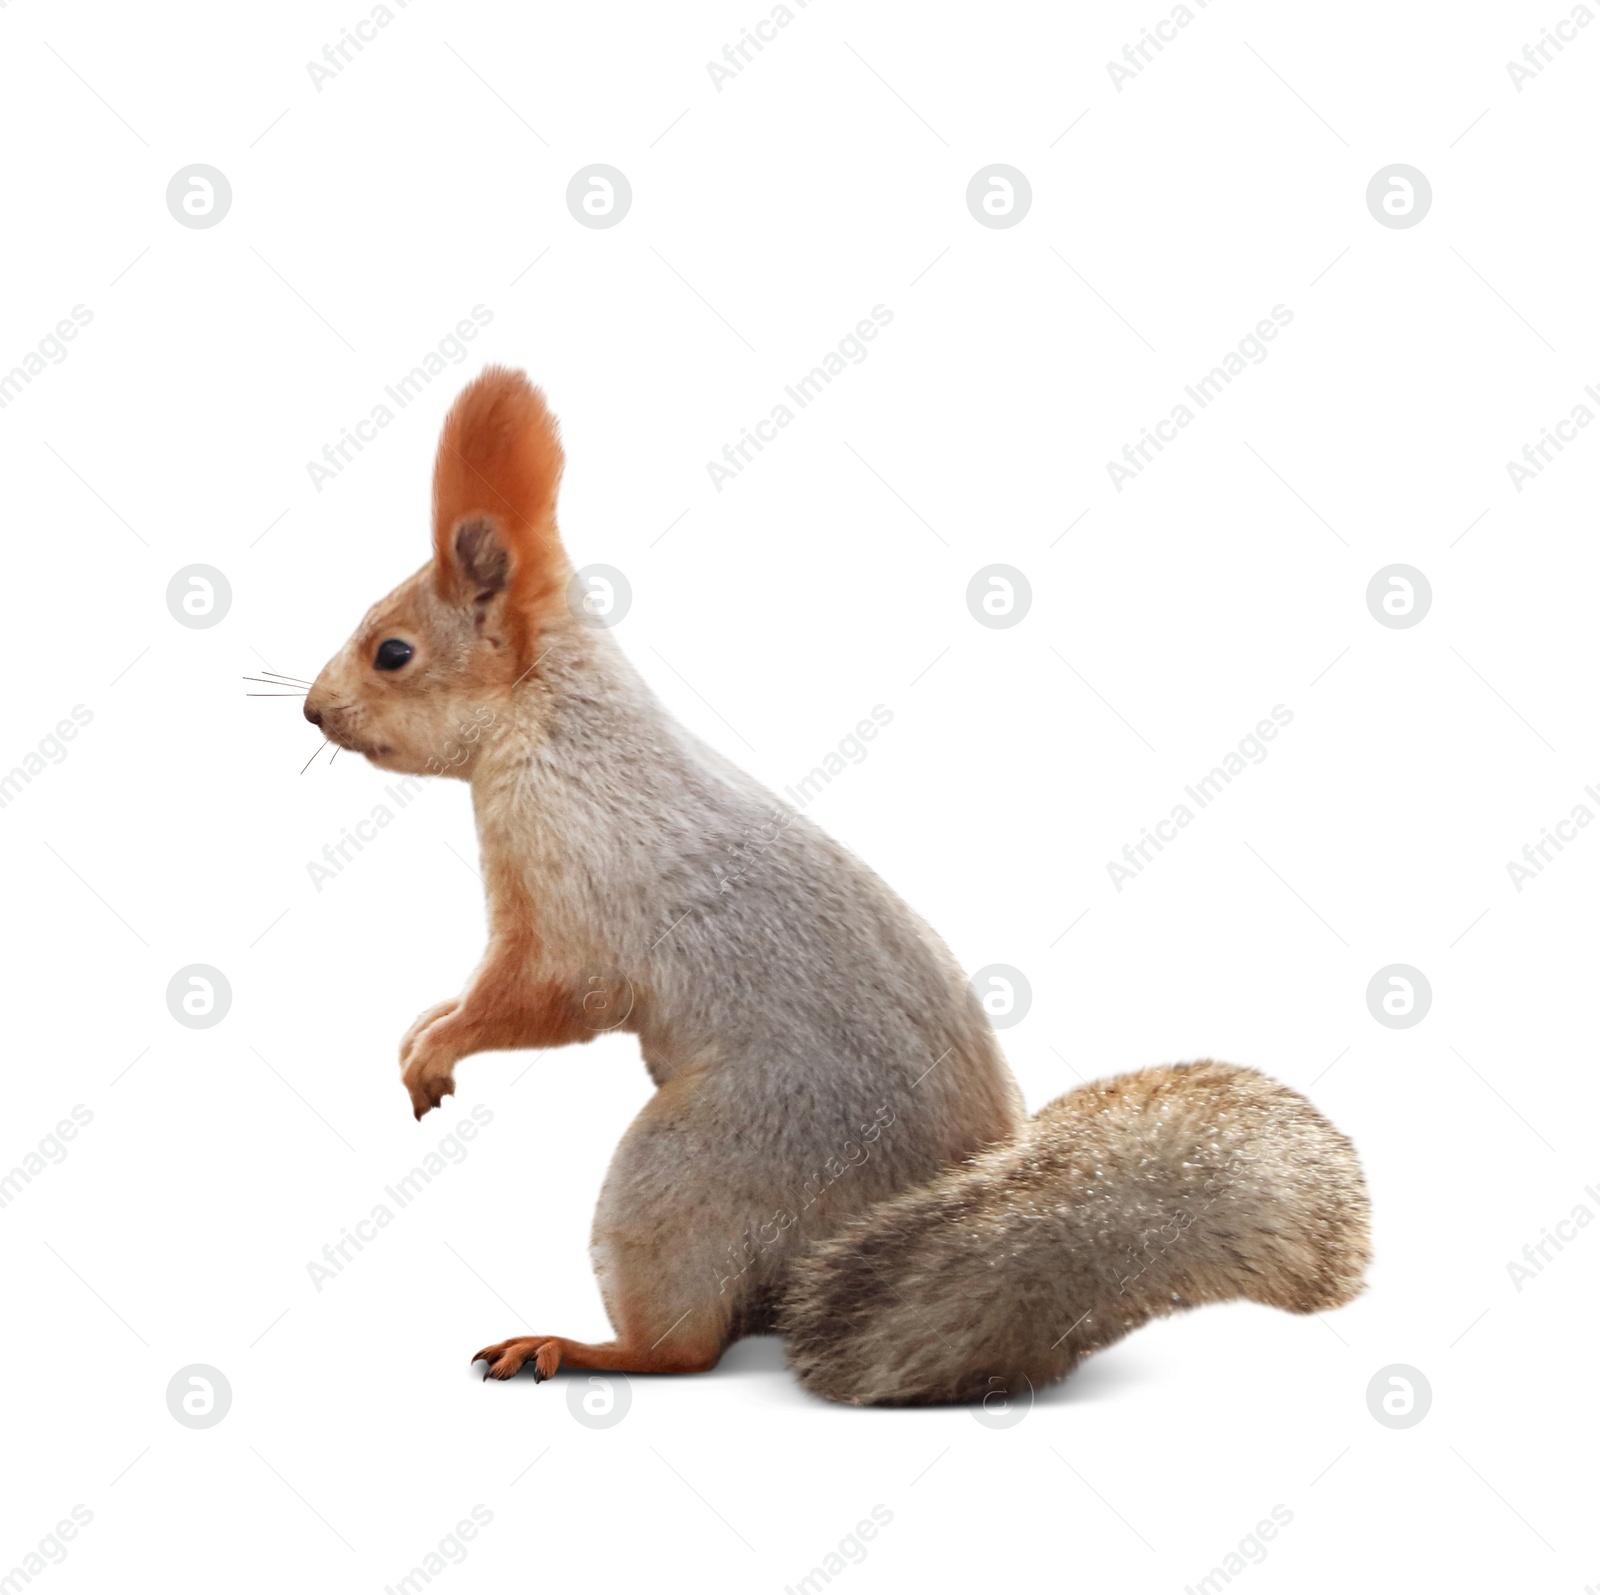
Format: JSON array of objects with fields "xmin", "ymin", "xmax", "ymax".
[{"xmin": 780, "ymin": 1061, "xmax": 1370, "ymax": 1406}]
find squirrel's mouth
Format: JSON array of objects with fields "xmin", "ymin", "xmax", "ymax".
[{"xmin": 322, "ymin": 721, "xmax": 389, "ymax": 760}]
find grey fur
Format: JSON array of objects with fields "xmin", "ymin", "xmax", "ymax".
[
  {"xmin": 480, "ymin": 637, "xmax": 1368, "ymax": 1397},
  {"xmin": 476, "ymin": 628, "xmax": 1025, "ymax": 1343},
  {"xmin": 780, "ymin": 1061, "xmax": 1371, "ymax": 1405}
]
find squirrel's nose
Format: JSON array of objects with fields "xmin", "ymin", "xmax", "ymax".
[{"xmin": 303, "ymin": 700, "xmax": 323, "ymax": 727}]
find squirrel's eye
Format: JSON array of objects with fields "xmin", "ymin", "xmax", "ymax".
[{"xmin": 374, "ymin": 638, "xmax": 414, "ymax": 671}]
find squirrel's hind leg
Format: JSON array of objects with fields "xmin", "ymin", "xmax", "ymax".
[
  {"xmin": 471, "ymin": 1071, "xmax": 758, "ymax": 1383},
  {"xmin": 471, "ymin": 1330, "xmax": 721, "ymax": 1382}
]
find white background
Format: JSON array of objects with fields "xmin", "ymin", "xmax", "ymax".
[{"xmin": 1, "ymin": 1, "xmax": 1595, "ymax": 1590}]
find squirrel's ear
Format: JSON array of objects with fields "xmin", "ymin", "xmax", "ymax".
[
  {"xmin": 432, "ymin": 367, "xmax": 568, "ymax": 656},
  {"xmin": 448, "ymin": 517, "xmax": 513, "ymax": 639}
]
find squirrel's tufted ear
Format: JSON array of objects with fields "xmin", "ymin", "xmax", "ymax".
[{"xmin": 431, "ymin": 367, "xmax": 568, "ymax": 660}]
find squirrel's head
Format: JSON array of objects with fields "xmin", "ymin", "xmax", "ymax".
[{"xmin": 305, "ymin": 366, "xmax": 570, "ymax": 777}]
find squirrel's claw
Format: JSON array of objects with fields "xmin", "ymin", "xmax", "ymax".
[
  {"xmin": 404, "ymin": 1067, "xmax": 456, "ymax": 1120},
  {"xmin": 471, "ymin": 1337, "xmax": 561, "ymax": 1382}
]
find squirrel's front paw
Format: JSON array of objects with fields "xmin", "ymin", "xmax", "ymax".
[
  {"xmin": 400, "ymin": 1007, "xmax": 462, "ymax": 1120},
  {"xmin": 402, "ymin": 1053, "xmax": 457, "ymax": 1120},
  {"xmin": 400, "ymin": 998, "xmax": 461, "ymax": 1066}
]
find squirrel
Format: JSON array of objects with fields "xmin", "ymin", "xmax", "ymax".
[{"xmin": 303, "ymin": 366, "xmax": 1371, "ymax": 1405}]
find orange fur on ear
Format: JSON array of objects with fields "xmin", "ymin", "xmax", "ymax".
[{"xmin": 431, "ymin": 366, "xmax": 568, "ymax": 657}]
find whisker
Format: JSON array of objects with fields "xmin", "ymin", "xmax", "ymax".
[
  {"xmin": 300, "ymin": 739, "xmax": 331, "ymax": 775},
  {"xmin": 262, "ymin": 671, "xmax": 314, "ymax": 685},
  {"xmin": 247, "ymin": 692, "xmax": 309, "ymax": 697},
  {"xmin": 243, "ymin": 677, "xmax": 308, "ymax": 690},
  {"xmin": 330, "ymin": 746, "xmax": 341, "ymax": 763}
]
